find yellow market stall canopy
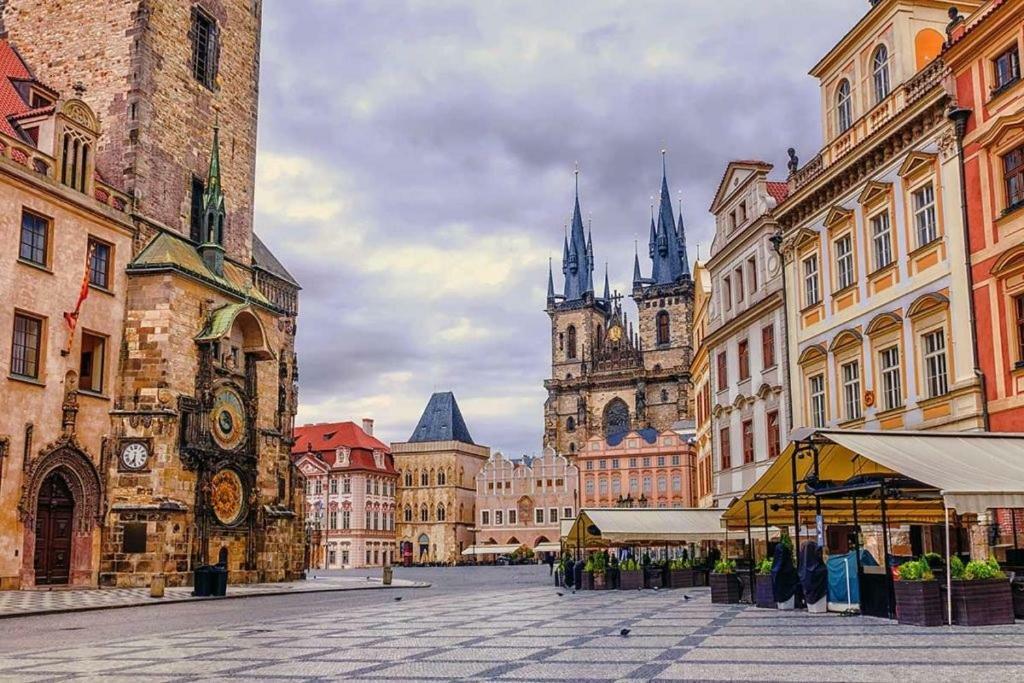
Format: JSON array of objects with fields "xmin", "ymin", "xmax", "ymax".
[{"xmin": 567, "ymin": 508, "xmax": 728, "ymax": 547}]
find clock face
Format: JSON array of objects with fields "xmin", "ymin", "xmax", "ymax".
[
  {"xmin": 120, "ymin": 442, "xmax": 149, "ymax": 470},
  {"xmin": 210, "ymin": 387, "xmax": 246, "ymax": 451},
  {"xmin": 607, "ymin": 325, "xmax": 623, "ymax": 343},
  {"xmin": 210, "ymin": 468, "xmax": 246, "ymax": 526}
]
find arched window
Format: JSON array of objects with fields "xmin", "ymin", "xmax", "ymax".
[
  {"xmin": 569, "ymin": 442, "xmax": 577, "ymax": 454},
  {"xmin": 404, "ymin": 505, "xmax": 412, "ymax": 522},
  {"xmin": 566, "ymin": 416, "xmax": 576, "ymax": 432},
  {"xmin": 404, "ymin": 471, "xmax": 412, "ymax": 487},
  {"xmin": 437, "ymin": 470, "xmax": 446, "ymax": 486},
  {"xmin": 836, "ymin": 80, "xmax": 852, "ymax": 133},
  {"xmin": 603, "ymin": 398, "xmax": 630, "ymax": 437},
  {"xmin": 436, "ymin": 505, "xmax": 446, "ymax": 521},
  {"xmin": 566, "ymin": 325, "xmax": 577, "ymax": 359},
  {"xmin": 420, "ymin": 504, "xmax": 429, "ymax": 522},
  {"xmin": 657, "ymin": 311, "xmax": 670, "ymax": 345},
  {"xmin": 595, "ymin": 324, "xmax": 603, "ymax": 350},
  {"xmin": 420, "ymin": 470, "xmax": 429, "ymax": 487},
  {"xmin": 872, "ymin": 45, "xmax": 890, "ymax": 103}
]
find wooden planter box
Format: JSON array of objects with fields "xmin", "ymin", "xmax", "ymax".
[
  {"xmin": 754, "ymin": 575, "xmax": 775, "ymax": 608},
  {"xmin": 668, "ymin": 569, "xmax": 698, "ymax": 588},
  {"xmin": 592, "ymin": 571, "xmax": 607, "ymax": 590},
  {"xmin": 951, "ymin": 579, "xmax": 1014, "ymax": 626},
  {"xmin": 1012, "ymin": 581, "xmax": 1024, "ymax": 620},
  {"xmin": 618, "ymin": 569, "xmax": 644, "ymax": 590},
  {"xmin": 894, "ymin": 580, "xmax": 945, "ymax": 626},
  {"xmin": 582, "ymin": 572, "xmax": 595, "ymax": 590},
  {"xmin": 710, "ymin": 573, "xmax": 742, "ymax": 604},
  {"xmin": 644, "ymin": 567, "xmax": 665, "ymax": 589}
]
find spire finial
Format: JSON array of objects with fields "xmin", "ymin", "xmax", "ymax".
[
  {"xmin": 574, "ymin": 161, "xmax": 580, "ymax": 198},
  {"xmin": 661, "ymin": 148, "xmax": 667, "ymax": 178}
]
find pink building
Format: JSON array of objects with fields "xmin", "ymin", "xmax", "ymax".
[
  {"xmin": 578, "ymin": 427, "xmax": 697, "ymax": 508},
  {"xmin": 293, "ymin": 420, "xmax": 398, "ymax": 568},
  {"xmin": 474, "ymin": 450, "xmax": 578, "ymax": 556}
]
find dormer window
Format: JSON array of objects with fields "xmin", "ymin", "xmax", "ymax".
[
  {"xmin": 836, "ymin": 80, "xmax": 852, "ymax": 133},
  {"xmin": 872, "ymin": 45, "xmax": 890, "ymax": 103},
  {"xmin": 994, "ymin": 44, "xmax": 1021, "ymax": 95},
  {"xmin": 56, "ymin": 101, "xmax": 99, "ymax": 195}
]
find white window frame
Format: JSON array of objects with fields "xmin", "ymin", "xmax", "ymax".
[
  {"xmin": 803, "ymin": 254, "xmax": 820, "ymax": 306},
  {"xmin": 923, "ymin": 329, "xmax": 949, "ymax": 398},
  {"xmin": 841, "ymin": 360, "xmax": 862, "ymax": 421},
  {"xmin": 836, "ymin": 80, "xmax": 852, "ymax": 133},
  {"xmin": 871, "ymin": 211, "xmax": 893, "ymax": 270},
  {"xmin": 535, "ymin": 508, "xmax": 544, "ymax": 524},
  {"xmin": 913, "ymin": 183, "xmax": 937, "ymax": 247},
  {"xmin": 835, "ymin": 235, "xmax": 855, "ymax": 290},
  {"xmin": 880, "ymin": 345, "xmax": 903, "ymax": 411},
  {"xmin": 809, "ymin": 373, "xmax": 826, "ymax": 428},
  {"xmin": 549, "ymin": 507, "xmax": 558, "ymax": 523},
  {"xmin": 872, "ymin": 45, "xmax": 890, "ymax": 103}
]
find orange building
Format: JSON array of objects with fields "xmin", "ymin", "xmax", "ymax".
[
  {"xmin": 945, "ymin": 0, "xmax": 1024, "ymax": 547},
  {"xmin": 577, "ymin": 427, "xmax": 696, "ymax": 509}
]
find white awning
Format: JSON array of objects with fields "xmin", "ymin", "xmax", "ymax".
[
  {"xmin": 534, "ymin": 542, "xmax": 561, "ymax": 552},
  {"xmin": 559, "ymin": 519, "xmax": 574, "ymax": 540},
  {"xmin": 461, "ymin": 544, "xmax": 523, "ymax": 556},
  {"xmin": 823, "ymin": 430, "xmax": 1024, "ymax": 514},
  {"xmin": 567, "ymin": 508, "xmax": 727, "ymax": 546}
]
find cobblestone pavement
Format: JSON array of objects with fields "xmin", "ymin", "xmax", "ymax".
[
  {"xmin": 0, "ymin": 575, "xmax": 425, "ymax": 619},
  {"xmin": 0, "ymin": 567, "xmax": 1021, "ymax": 681}
]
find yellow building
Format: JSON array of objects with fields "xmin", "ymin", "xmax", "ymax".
[
  {"xmin": 779, "ymin": 0, "xmax": 985, "ymax": 434},
  {"xmin": 393, "ymin": 393, "xmax": 490, "ymax": 564},
  {"xmin": 690, "ymin": 261, "xmax": 715, "ymax": 508}
]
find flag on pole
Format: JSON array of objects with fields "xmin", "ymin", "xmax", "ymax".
[{"xmin": 64, "ymin": 241, "xmax": 96, "ymax": 353}]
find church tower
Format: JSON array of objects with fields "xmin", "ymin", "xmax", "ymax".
[{"xmin": 2, "ymin": 0, "xmax": 262, "ymax": 260}]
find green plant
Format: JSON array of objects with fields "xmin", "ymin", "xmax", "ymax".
[
  {"xmin": 962, "ymin": 557, "xmax": 1005, "ymax": 581},
  {"xmin": 757, "ymin": 557, "xmax": 773, "ymax": 575},
  {"xmin": 922, "ymin": 552, "xmax": 943, "ymax": 569},
  {"xmin": 949, "ymin": 556, "xmax": 965, "ymax": 580},
  {"xmin": 669, "ymin": 557, "xmax": 692, "ymax": 570},
  {"xmin": 896, "ymin": 558, "xmax": 934, "ymax": 581},
  {"xmin": 713, "ymin": 558, "xmax": 736, "ymax": 574},
  {"xmin": 621, "ymin": 558, "xmax": 639, "ymax": 571}
]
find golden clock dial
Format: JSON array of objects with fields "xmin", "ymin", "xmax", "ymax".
[
  {"xmin": 211, "ymin": 387, "xmax": 246, "ymax": 451},
  {"xmin": 607, "ymin": 325, "xmax": 623, "ymax": 343},
  {"xmin": 211, "ymin": 468, "xmax": 246, "ymax": 526}
]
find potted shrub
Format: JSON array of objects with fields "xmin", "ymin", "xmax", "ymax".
[
  {"xmin": 710, "ymin": 558, "xmax": 742, "ymax": 604},
  {"xmin": 950, "ymin": 557, "xmax": 1014, "ymax": 626},
  {"xmin": 645, "ymin": 558, "xmax": 666, "ymax": 589},
  {"xmin": 668, "ymin": 557, "xmax": 697, "ymax": 588},
  {"xmin": 618, "ymin": 558, "xmax": 643, "ymax": 590},
  {"xmin": 894, "ymin": 557, "xmax": 944, "ymax": 626},
  {"xmin": 754, "ymin": 558, "xmax": 775, "ymax": 609},
  {"xmin": 585, "ymin": 553, "xmax": 608, "ymax": 590}
]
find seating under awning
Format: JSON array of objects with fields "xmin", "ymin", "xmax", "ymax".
[
  {"xmin": 460, "ymin": 544, "xmax": 523, "ymax": 556},
  {"xmin": 566, "ymin": 508, "xmax": 728, "ymax": 548}
]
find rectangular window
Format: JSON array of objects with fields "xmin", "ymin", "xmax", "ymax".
[
  {"xmin": 835, "ymin": 235, "xmax": 854, "ymax": 290},
  {"xmin": 629, "ymin": 457, "xmax": 637, "ymax": 468},
  {"xmin": 535, "ymin": 508, "xmax": 544, "ymax": 524},
  {"xmin": 803, "ymin": 254, "xmax": 820, "ymax": 306},
  {"xmin": 563, "ymin": 507, "xmax": 572, "ymax": 519},
  {"xmin": 735, "ymin": 267, "xmax": 745, "ymax": 302},
  {"xmin": 767, "ymin": 411, "xmax": 780, "ymax": 459},
  {"xmin": 123, "ymin": 523, "xmax": 147, "ymax": 554},
  {"xmin": 923, "ymin": 329, "xmax": 949, "ymax": 398},
  {"xmin": 1005, "ymin": 145, "xmax": 1024, "ymax": 210},
  {"xmin": 329, "ymin": 511, "xmax": 337, "ymax": 530},
  {"xmin": 880, "ymin": 345, "xmax": 903, "ymax": 411},
  {"xmin": 642, "ymin": 457, "xmax": 651, "ymax": 467},
  {"xmin": 508, "ymin": 510, "xmax": 517, "ymax": 525},
  {"xmin": 723, "ymin": 276, "xmax": 732, "ymax": 310},
  {"xmin": 994, "ymin": 44, "xmax": 1021, "ymax": 92},
  {"xmin": 598, "ymin": 459, "xmax": 606, "ymax": 469},
  {"xmin": 671, "ymin": 455, "xmax": 680, "ymax": 466},
  {"xmin": 913, "ymin": 183, "xmax": 937, "ymax": 247},
  {"xmin": 717, "ymin": 352, "xmax": 728, "ymax": 390},
  {"xmin": 720, "ymin": 427, "xmax": 731, "ymax": 470},
  {"xmin": 738, "ymin": 339, "xmax": 750, "ymax": 381},
  {"xmin": 1017, "ymin": 295, "xmax": 1024, "ymax": 365},
  {"xmin": 79, "ymin": 331, "xmax": 105, "ymax": 394},
  {"xmin": 611, "ymin": 458, "xmax": 619, "ymax": 469},
  {"xmin": 871, "ymin": 212, "xmax": 893, "ymax": 270},
  {"xmin": 585, "ymin": 460, "xmax": 593, "ymax": 471},
  {"xmin": 748, "ymin": 256, "xmax": 758, "ymax": 292},
  {"xmin": 190, "ymin": 176, "xmax": 205, "ymax": 243},
  {"xmin": 762, "ymin": 325, "xmax": 776, "ymax": 368},
  {"xmin": 809, "ymin": 373, "xmax": 826, "ymax": 428},
  {"xmin": 342, "ymin": 510, "xmax": 350, "ymax": 529},
  {"xmin": 343, "ymin": 478, "xmax": 351, "ymax": 494},
  {"xmin": 657, "ymin": 456, "xmax": 665, "ymax": 467},
  {"xmin": 330, "ymin": 479, "xmax": 337, "ymax": 494},
  {"xmin": 495, "ymin": 510, "xmax": 503, "ymax": 525},
  {"xmin": 19, "ymin": 210, "xmax": 49, "ymax": 266},
  {"xmin": 841, "ymin": 361, "xmax": 862, "ymax": 421},
  {"xmin": 88, "ymin": 238, "xmax": 111, "ymax": 289},
  {"xmin": 549, "ymin": 507, "xmax": 558, "ymax": 523},
  {"xmin": 190, "ymin": 8, "xmax": 219, "ymax": 89},
  {"xmin": 741, "ymin": 419, "xmax": 754, "ymax": 464},
  {"xmin": 11, "ymin": 312, "xmax": 43, "ymax": 379},
  {"xmin": 482, "ymin": 510, "xmax": 490, "ymax": 526}
]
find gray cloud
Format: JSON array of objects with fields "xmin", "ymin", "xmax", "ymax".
[{"xmin": 254, "ymin": 0, "xmax": 866, "ymax": 454}]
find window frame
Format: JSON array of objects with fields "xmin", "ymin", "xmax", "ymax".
[
  {"xmin": 922, "ymin": 328, "xmax": 949, "ymax": 399},
  {"xmin": 834, "ymin": 234, "xmax": 855, "ymax": 291},
  {"xmin": 720, "ymin": 427, "xmax": 731, "ymax": 470},
  {"xmin": 766, "ymin": 410, "xmax": 780, "ymax": 459},
  {"xmin": 656, "ymin": 310, "xmax": 670, "ymax": 346},
  {"xmin": 1003, "ymin": 144, "xmax": 1024, "ymax": 212},
  {"xmin": 840, "ymin": 360, "xmax": 862, "ymax": 421},
  {"xmin": 741, "ymin": 419, "xmax": 754, "ymax": 465},
  {"xmin": 762, "ymin": 325, "xmax": 776, "ymax": 368},
  {"xmin": 809, "ymin": 373, "xmax": 826, "ymax": 428},
  {"xmin": 19, "ymin": 209, "xmax": 51, "ymax": 269},
  {"xmin": 190, "ymin": 6, "xmax": 220, "ymax": 91},
  {"xmin": 11, "ymin": 310, "xmax": 44, "ymax": 381},
  {"xmin": 879, "ymin": 345, "xmax": 903, "ymax": 411},
  {"xmin": 872, "ymin": 44, "xmax": 890, "ymax": 104},
  {"xmin": 870, "ymin": 210, "xmax": 894, "ymax": 271},
  {"xmin": 738, "ymin": 339, "xmax": 750, "ymax": 381},
  {"xmin": 1016, "ymin": 294, "xmax": 1024, "ymax": 366},
  {"xmin": 716, "ymin": 351, "xmax": 728, "ymax": 391},
  {"xmin": 912, "ymin": 182, "xmax": 938, "ymax": 248},
  {"xmin": 993, "ymin": 43, "xmax": 1021, "ymax": 95},
  {"xmin": 78, "ymin": 329, "xmax": 107, "ymax": 395},
  {"xmin": 802, "ymin": 253, "xmax": 821, "ymax": 307},
  {"xmin": 836, "ymin": 79, "xmax": 853, "ymax": 134}
]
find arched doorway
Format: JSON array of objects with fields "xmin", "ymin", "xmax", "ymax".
[
  {"xmin": 34, "ymin": 472, "xmax": 74, "ymax": 585},
  {"xmin": 417, "ymin": 533, "xmax": 429, "ymax": 562}
]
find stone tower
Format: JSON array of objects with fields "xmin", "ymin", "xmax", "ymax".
[
  {"xmin": 544, "ymin": 159, "xmax": 693, "ymax": 458},
  {"xmin": 2, "ymin": 0, "xmax": 261, "ymax": 260}
]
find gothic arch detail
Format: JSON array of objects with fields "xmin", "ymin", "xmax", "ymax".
[
  {"xmin": 603, "ymin": 398, "xmax": 630, "ymax": 437},
  {"xmin": 19, "ymin": 443, "xmax": 102, "ymax": 529}
]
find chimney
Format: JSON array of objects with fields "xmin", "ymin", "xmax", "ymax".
[{"xmin": 362, "ymin": 418, "xmax": 374, "ymax": 436}]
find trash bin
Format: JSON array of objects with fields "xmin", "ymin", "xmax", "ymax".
[
  {"xmin": 193, "ymin": 565, "xmax": 214, "ymax": 597},
  {"xmin": 382, "ymin": 565, "xmax": 393, "ymax": 586},
  {"xmin": 211, "ymin": 565, "xmax": 228, "ymax": 597}
]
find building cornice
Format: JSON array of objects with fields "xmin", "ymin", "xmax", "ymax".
[{"xmin": 703, "ymin": 291, "xmax": 784, "ymax": 349}]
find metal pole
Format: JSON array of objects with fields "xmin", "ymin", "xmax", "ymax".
[
  {"xmin": 852, "ymin": 496, "xmax": 862, "ymax": 577},
  {"xmin": 791, "ymin": 447, "xmax": 800, "ymax": 552},
  {"xmin": 880, "ymin": 486, "xmax": 894, "ymax": 620},
  {"xmin": 945, "ymin": 505, "xmax": 953, "ymax": 625},
  {"xmin": 763, "ymin": 499, "xmax": 770, "ymax": 556},
  {"xmin": 746, "ymin": 501, "xmax": 754, "ymax": 602}
]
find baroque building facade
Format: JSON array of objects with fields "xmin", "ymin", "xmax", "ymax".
[
  {"xmin": 690, "ymin": 260, "xmax": 715, "ymax": 509},
  {"xmin": 544, "ymin": 160, "xmax": 694, "ymax": 458},
  {"xmin": 473, "ymin": 449, "xmax": 577, "ymax": 555},
  {"xmin": 705, "ymin": 162, "xmax": 790, "ymax": 508},
  {"xmin": 779, "ymin": 0, "xmax": 985, "ymax": 437},
  {"xmin": 293, "ymin": 420, "xmax": 397, "ymax": 569},
  {"xmin": 0, "ymin": 1, "xmax": 303, "ymax": 589},
  {"xmin": 393, "ymin": 392, "xmax": 489, "ymax": 564}
]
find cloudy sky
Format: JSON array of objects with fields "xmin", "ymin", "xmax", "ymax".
[{"xmin": 253, "ymin": 0, "xmax": 865, "ymax": 456}]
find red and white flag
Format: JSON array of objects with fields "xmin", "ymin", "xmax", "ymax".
[{"xmin": 63, "ymin": 241, "xmax": 96, "ymax": 353}]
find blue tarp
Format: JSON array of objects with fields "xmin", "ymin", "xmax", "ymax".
[{"xmin": 826, "ymin": 549, "xmax": 877, "ymax": 604}]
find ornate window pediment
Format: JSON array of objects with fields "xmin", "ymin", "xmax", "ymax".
[
  {"xmin": 898, "ymin": 152, "xmax": 937, "ymax": 179},
  {"xmin": 857, "ymin": 181, "xmax": 892, "ymax": 207},
  {"xmin": 798, "ymin": 344, "xmax": 827, "ymax": 366},
  {"xmin": 865, "ymin": 311, "xmax": 903, "ymax": 336},
  {"xmin": 823, "ymin": 205, "xmax": 854, "ymax": 231},
  {"xmin": 829, "ymin": 328, "xmax": 863, "ymax": 353},
  {"xmin": 907, "ymin": 292, "xmax": 950, "ymax": 319}
]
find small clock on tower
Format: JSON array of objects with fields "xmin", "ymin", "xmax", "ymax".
[{"xmin": 119, "ymin": 440, "xmax": 150, "ymax": 471}]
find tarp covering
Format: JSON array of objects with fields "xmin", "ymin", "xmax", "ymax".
[
  {"xmin": 722, "ymin": 429, "xmax": 1024, "ymax": 529},
  {"xmin": 461, "ymin": 544, "xmax": 522, "ymax": 556},
  {"xmin": 567, "ymin": 508, "xmax": 727, "ymax": 547},
  {"xmin": 534, "ymin": 542, "xmax": 561, "ymax": 553}
]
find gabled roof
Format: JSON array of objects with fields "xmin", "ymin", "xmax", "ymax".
[
  {"xmin": 709, "ymin": 160, "xmax": 773, "ymax": 213},
  {"xmin": 292, "ymin": 421, "xmax": 395, "ymax": 474},
  {"xmin": 0, "ymin": 41, "xmax": 39, "ymax": 138},
  {"xmin": 766, "ymin": 181, "xmax": 790, "ymax": 205},
  {"xmin": 252, "ymin": 233, "xmax": 300, "ymax": 288},
  {"xmin": 408, "ymin": 392, "xmax": 475, "ymax": 444}
]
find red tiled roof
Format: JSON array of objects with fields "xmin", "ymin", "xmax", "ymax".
[
  {"xmin": 0, "ymin": 41, "xmax": 34, "ymax": 137},
  {"xmin": 945, "ymin": 0, "xmax": 1008, "ymax": 50},
  {"xmin": 766, "ymin": 181, "xmax": 790, "ymax": 205},
  {"xmin": 292, "ymin": 421, "xmax": 396, "ymax": 474}
]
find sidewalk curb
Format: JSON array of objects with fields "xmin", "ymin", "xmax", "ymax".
[{"xmin": 0, "ymin": 580, "xmax": 431, "ymax": 620}]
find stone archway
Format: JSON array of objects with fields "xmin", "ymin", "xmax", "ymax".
[{"xmin": 20, "ymin": 445, "xmax": 102, "ymax": 587}]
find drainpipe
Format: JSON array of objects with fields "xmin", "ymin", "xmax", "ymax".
[
  {"xmin": 947, "ymin": 105, "xmax": 990, "ymax": 431},
  {"xmin": 770, "ymin": 231, "xmax": 795, "ymax": 432}
]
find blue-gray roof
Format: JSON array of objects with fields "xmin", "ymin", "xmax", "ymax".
[{"xmin": 408, "ymin": 392, "xmax": 475, "ymax": 444}]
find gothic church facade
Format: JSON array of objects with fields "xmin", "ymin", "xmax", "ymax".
[{"xmin": 544, "ymin": 158, "xmax": 694, "ymax": 456}]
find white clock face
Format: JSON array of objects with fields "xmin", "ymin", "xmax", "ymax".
[{"xmin": 121, "ymin": 442, "xmax": 149, "ymax": 470}]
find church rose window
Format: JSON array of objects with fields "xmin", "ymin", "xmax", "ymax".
[{"xmin": 603, "ymin": 399, "xmax": 630, "ymax": 437}]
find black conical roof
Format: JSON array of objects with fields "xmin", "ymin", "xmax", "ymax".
[{"xmin": 408, "ymin": 392, "xmax": 474, "ymax": 444}]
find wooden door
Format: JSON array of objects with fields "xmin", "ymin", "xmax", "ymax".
[{"xmin": 34, "ymin": 473, "xmax": 74, "ymax": 585}]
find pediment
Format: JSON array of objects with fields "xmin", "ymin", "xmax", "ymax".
[
  {"xmin": 857, "ymin": 181, "xmax": 892, "ymax": 207},
  {"xmin": 898, "ymin": 152, "xmax": 937, "ymax": 179},
  {"xmin": 823, "ymin": 205, "xmax": 854, "ymax": 231}
]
